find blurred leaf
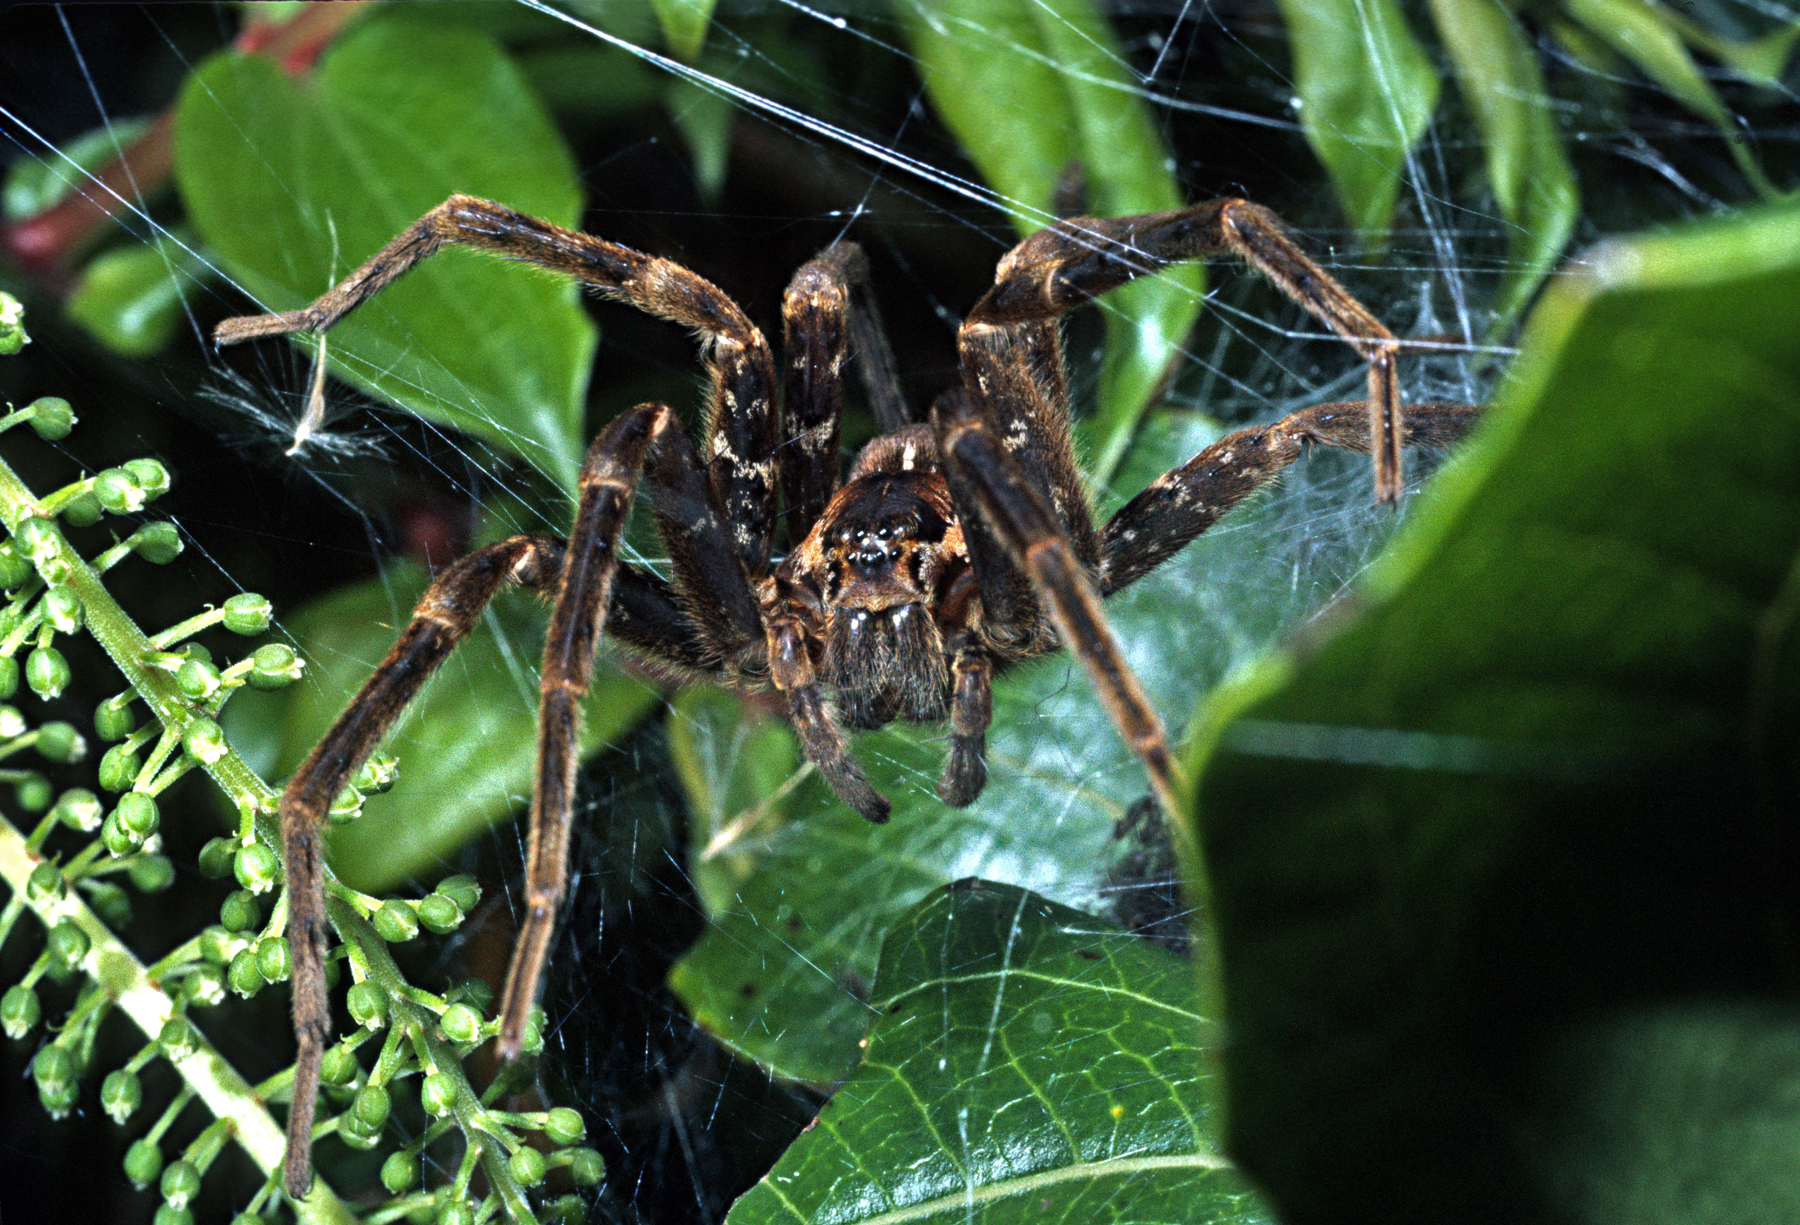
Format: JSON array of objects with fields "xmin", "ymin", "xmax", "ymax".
[
  {"xmin": 898, "ymin": 0, "xmax": 1200, "ymax": 485},
  {"xmin": 1429, "ymin": 0, "xmax": 1578, "ymax": 328},
  {"xmin": 1276, "ymin": 0, "xmax": 1441, "ymax": 243},
  {"xmin": 1562, "ymin": 0, "xmax": 1778, "ymax": 198},
  {"xmin": 726, "ymin": 881, "xmax": 1267, "ymax": 1225},
  {"xmin": 2, "ymin": 116, "xmax": 151, "ymax": 220},
  {"xmin": 225, "ymin": 561, "xmax": 660, "ymax": 893},
  {"xmin": 651, "ymin": 0, "xmax": 717, "ymax": 63},
  {"xmin": 175, "ymin": 12, "xmax": 595, "ymax": 490},
  {"xmin": 66, "ymin": 231, "xmax": 213, "ymax": 356},
  {"xmin": 1186, "ymin": 199, "xmax": 1800, "ymax": 1222},
  {"xmin": 666, "ymin": 76, "xmax": 736, "ymax": 203}
]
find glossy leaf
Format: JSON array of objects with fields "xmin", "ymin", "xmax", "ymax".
[
  {"xmin": 1187, "ymin": 199, "xmax": 1800, "ymax": 1221},
  {"xmin": 174, "ymin": 12, "xmax": 595, "ymax": 489},
  {"xmin": 66, "ymin": 231, "xmax": 213, "ymax": 356},
  {"xmin": 1276, "ymin": 0, "xmax": 1441, "ymax": 243},
  {"xmin": 1429, "ymin": 0, "xmax": 1578, "ymax": 327},
  {"xmin": 224, "ymin": 561, "xmax": 660, "ymax": 893},
  {"xmin": 726, "ymin": 882, "xmax": 1267, "ymax": 1225},
  {"xmin": 898, "ymin": 0, "xmax": 1201, "ymax": 484}
]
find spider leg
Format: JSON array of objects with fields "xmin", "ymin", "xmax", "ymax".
[
  {"xmin": 768, "ymin": 600, "xmax": 891, "ymax": 822},
  {"xmin": 931, "ymin": 391, "xmax": 1182, "ymax": 821},
  {"xmin": 780, "ymin": 242, "xmax": 909, "ymax": 548},
  {"xmin": 966, "ymin": 200, "xmax": 1420, "ymax": 503},
  {"xmin": 938, "ymin": 646, "xmax": 995, "ymax": 807},
  {"xmin": 213, "ymin": 195, "xmax": 784, "ymax": 574},
  {"xmin": 1099, "ymin": 400, "xmax": 1481, "ymax": 595},
  {"xmin": 276, "ymin": 533, "xmax": 564, "ymax": 1197}
]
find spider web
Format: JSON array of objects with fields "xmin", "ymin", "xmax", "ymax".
[{"xmin": 0, "ymin": 2, "xmax": 1793, "ymax": 1222}]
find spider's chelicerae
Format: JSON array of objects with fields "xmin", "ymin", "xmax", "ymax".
[{"xmin": 213, "ymin": 194, "xmax": 1479, "ymax": 1196}]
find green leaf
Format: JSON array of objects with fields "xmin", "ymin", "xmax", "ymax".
[
  {"xmin": 670, "ymin": 413, "xmax": 1426, "ymax": 1084},
  {"xmin": 726, "ymin": 882, "xmax": 1267, "ymax": 1225},
  {"xmin": 1428, "ymin": 0, "xmax": 1578, "ymax": 328},
  {"xmin": 1275, "ymin": 0, "xmax": 1441, "ymax": 243},
  {"xmin": 1563, "ymin": 0, "xmax": 1778, "ymax": 199},
  {"xmin": 174, "ymin": 12, "xmax": 595, "ymax": 490},
  {"xmin": 1186, "ymin": 198, "xmax": 1800, "ymax": 1220},
  {"xmin": 66, "ymin": 231, "xmax": 213, "ymax": 357},
  {"xmin": 650, "ymin": 0, "xmax": 718, "ymax": 63},
  {"xmin": 224, "ymin": 561, "xmax": 660, "ymax": 893},
  {"xmin": 898, "ymin": 0, "xmax": 1200, "ymax": 485}
]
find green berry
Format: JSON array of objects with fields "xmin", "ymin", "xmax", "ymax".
[
  {"xmin": 115, "ymin": 791, "xmax": 160, "ymax": 839},
  {"xmin": 32, "ymin": 1043, "xmax": 75, "ymax": 1098},
  {"xmin": 566, "ymin": 1146, "xmax": 604, "ymax": 1187},
  {"xmin": 129, "ymin": 853, "xmax": 175, "ymax": 893},
  {"xmin": 13, "ymin": 773, "xmax": 51, "ymax": 812},
  {"xmin": 2, "ymin": 983, "xmax": 42, "ymax": 1038},
  {"xmin": 420, "ymin": 1071, "xmax": 457, "ymax": 1116},
  {"xmin": 543, "ymin": 1195, "xmax": 588, "ymax": 1225},
  {"xmin": 380, "ymin": 1148, "xmax": 419, "ymax": 1193},
  {"xmin": 94, "ymin": 693, "xmax": 137, "ymax": 739},
  {"xmin": 245, "ymin": 643, "xmax": 302, "ymax": 689},
  {"xmin": 132, "ymin": 522, "xmax": 182, "ymax": 565},
  {"xmin": 372, "ymin": 900, "xmax": 419, "ymax": 944},
  {"xmin": 97, "ymin": 743, "xmax": 142, "ymax": 792},
  {"xmin": 59, "ymin": 491, "xmax": 102, "ymax": 527},
  {"xmin": 346, "ymin": 981, "xmax": 387, "ymax": 1029},
  {"xmin": 25, "ymin": 645, "xmax": 70, "ymax": 699},
  {"xmin": 42, "ymin": 585, "xmax": 81, "ymax": 633},
  {"xmin": 220, "ymin": 889, "xmax": 261, "ymax": 933},
  {"xmin": 35, "ymin": 721, "xmax": 85, "ymax": 763},
  {"xmin": 439, "ymin": 1002, "xmax": 481, "ymax": 1045},
  {"xmin": 353, "ymin": 752, "xmax": 399, "ymax": 793},
  {"xmin": 221, "ymin": 592, "xmax": 272, "ymax": 635},
  {"xmin": 544, "ymin": 1106, "xmax": 586, "ymax": 1147},
  {"xmin": 181, "ymin": 963, "xmax": 225, "ymax": 1006},
  {"xmin": 123, "ymin": 458, "xmax": 170, "ymax": 500},
  {"xmin": 255, "ymin": 936, "xmax": 291, "ymax": 984},
  {"xmin": 434, "ymin": 874, "xmax": 481, "ymax": 914},
  {"xmin": 352, "ymin": 1082, "xmax": 391, "ymax": 1132},
  {"xmin": 26, "ymin": 860, "xmax": 65, "ymax": 903},
  {"xmin": 174, "ymin": 658, "xmax": 221, "ymax": 701},
  {"xmin": 153, "ymin": 1206, "xmax": 194, "ymax": 1225},
  {"xmin": 124, "ymin": 1137, "xmax": 164, "ymax": 1188},
  {"xmin": 447, "ymin": 977, "xmax": 494, "ymax": 1013},
  {"xmin": 158, "ymin": 1015, "xmax": 197, "ymax": 1059},
  {"xmin": 27, "ymin": 397, "xmax": 74, "ymax": 440},
  {"xmin": 86, "ymin": 880, "xmax": 132, "ymax": 927},
  {"xmin": 508, "ymin": 1146, "xmax": 547, "ymax": 1186},
  {"xmin": 233, "ymin": 843, "xmax": 279, "ymax": 893},
  {"xmin": 52, "ymin": 787, "xmax": 102, "ymax": 832},
  {"xmin": 417, "ymin": 892, "xmax": 463, "ymax": 934},
  {"xmin": 229, "ymin": 1214, "xmax": 266, "ymax": 1225},
  {"xmin": 93, "ymin": 467, "xmax": 146, "ymax": 514},
  {"xmin": 319, "ymin": 1043, "xmax": 358, "ymax": 1087},
  {"xmin": 0, "ymin": 545, "xmax": 27, "ymax": 591},
  {"xmin": 227, "ymin": 948, "xmax": 265, "ymax": 998},
  {"xmin": 197, "ymin": 837, "xmax": 236, "ymax": 879},
  {"xmin": 326, "ymin": 785, "xmax": 363, "ymax": 825},
  {"xmin": 101, "ymin": 1067, "xmax": 143, "ymax": 1124},
  {"xmin": 48, "ymin": 918, "xmax": 90, "ymax": 968},
  {"xmin": 198, "ymin": 925, "xmax": 245, "ymax": 966},
  {"xmin": 437, "ymin": 1199, "xmax": 475, "ymax": 1225},
  {"xmin": 102, "ymin": 810, "xmax": 145, "ymax": 858},
  {"xmin": 12, "ymin": 516, "xmax": 57, "ymax": 566},
  {"xmin": 160, "ymin": 1157, "xmax": 202, "ymax": 1207},
  {"xmin": 182, "ymin": 716, "xmax": 228, "ymax": 764}
]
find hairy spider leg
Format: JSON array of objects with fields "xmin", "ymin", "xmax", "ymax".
[
  {"xmin": 1099, "ymin": 400, "xmax": 1483, "ymax": 595},
  {"xmin": 214, "ymin": 194, "xmax": 785, "ymax": 576},
  {"xmin": 965, "ymin": 200, "xmax": 1412, "ymax": 502}
]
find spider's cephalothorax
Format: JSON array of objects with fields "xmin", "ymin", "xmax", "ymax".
[{"xmin": 213, "ymin": 194, "xmax": 1480, "ymax": 1198}]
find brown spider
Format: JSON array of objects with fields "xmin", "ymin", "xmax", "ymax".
[{"xmin": 213, "ymin": 194, "xmax": 1479, "ymax": 1197}]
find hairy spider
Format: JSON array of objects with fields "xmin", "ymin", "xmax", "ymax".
[{"xmin": 213, "ymin": 194, "xmax": 1479, "ymax": 1196}]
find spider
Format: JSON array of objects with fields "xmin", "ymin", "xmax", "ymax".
[{"xmin": 213, "ymin": 194, "xmax": 1479, "ymax": 1196}]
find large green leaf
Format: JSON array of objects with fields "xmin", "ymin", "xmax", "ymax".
[
  {"xmin": 726, "ymin": 882, "xmax": 1267, "ymax": 1224},
  {"xmin": 224, "ymin": 561, "xmax": 660, "ymax": 893},
  {"xmin": 1276, "ymin": 0, "xmax": 1441, "ymax": 244},
  {"xmin": 174, "ymin": 11, "xmax": 595, "ymax": 489},
  {"xmin": 1187, "ymin": 199, "xmax": 1800, "ymax": 1222},
  {"xmin": 898, "ymin": 0, "xmax": 1201, "ymax": 485}
]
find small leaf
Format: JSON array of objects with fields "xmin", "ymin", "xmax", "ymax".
[
  {"xmin": 650, "ymin": 0, "xmax": 718, "ymax": 63},
  {"xmin": 1275, "ymin": 0, "xmax": 1441, "ymax": 243},
  {"xmin": 66, "ymin": 231, "xmax": 213, "ymax": 356},
  {"xmin": 1428, "ymin": 0, "xmax": 1578, "ymax": 328},
  {"xmin": 175, "ymin": 12, "xmax": 595, "ymax": 489},
  {"xmin": 726, "ymin": 882, "xmax": 1266, "ymax": 1224}
]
